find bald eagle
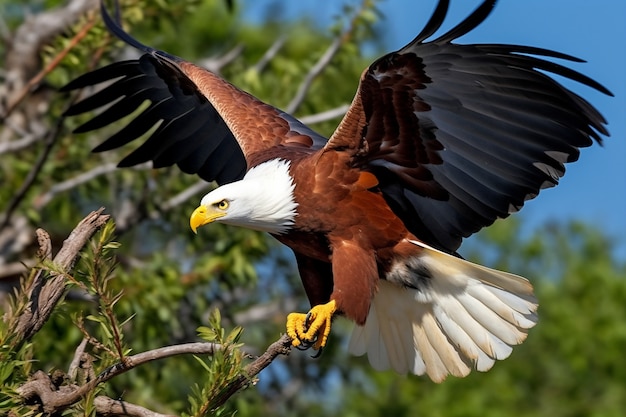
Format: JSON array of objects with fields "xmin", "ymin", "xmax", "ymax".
[{"xmin": 62, "ymin": 0, "xmax": 610, "ymax": 382}]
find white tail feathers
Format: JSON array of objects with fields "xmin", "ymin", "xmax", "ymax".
[{"xmin": 348, "ymin": 240, "xmax": 538, "ymax": 382}]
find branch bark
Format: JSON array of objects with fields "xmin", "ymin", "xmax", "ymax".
[
  {"xmin": 0, "ymin": 0, "xmax": 98, "ymax": 120},
  {"xmin": 209, "ymin": 334, "xmax": 293, "ymax": 411},
  {"xmin": 94, "ymin": 396, "xmax": 178, "ymax": 417},
  {"xmin": 17, "ymin": 335, "xmax": 293, "ymax": 415},
  {"xmin": 12, "ymin": 209, "xmax": 110, "ymax": 344}
]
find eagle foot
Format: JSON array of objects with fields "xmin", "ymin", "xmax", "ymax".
[{"xmin": 286, "ymin": 300, "xmax": 337, "ymax": 351}]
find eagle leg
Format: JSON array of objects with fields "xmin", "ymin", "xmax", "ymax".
[{"xmin": 286, "ymin": 300, "xmax": 337, "ymax": 350}]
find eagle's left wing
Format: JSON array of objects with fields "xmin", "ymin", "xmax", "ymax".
[{"xmin": 325, "ymin": 0, "xmax": 612, "ymax": 253}]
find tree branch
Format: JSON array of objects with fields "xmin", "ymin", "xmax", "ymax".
[
  {"xmin": 0, "ymin": 0, "xmax": 98, "ymax": 121},
  {"xmin": 94, "ymin": 396, "xmax": 178, "ymax": 417},
  {"xmin": 0, "ymin": 260, "xmax": 36, "ymax": 280},
  {"xmin": 32, "ymin": 162, "xmax": 152, "ymax": 210},
  {"xmin": 160, "ymin": 180, "xmax": 212, "ymax": 212},
  {"xmin": 253, "ymin": 35, "xmax": 287, "ymax": 73},
  {"xmin": 1, "ymin": 11, "xmax": 98, "ymax": 120},
  {"xmin": 199, "ymin": 44, "xmax": 245, "ymax": 75},
  {"xmin": 298, "ymin": 104, "xmax": 350, "ymax": 125},
  {"xmin": 18, "ymin": 335, "xmax": 293, "ymax": 415},
  {"xmin": 285, "ymin": 0, "xmax": 368, "ymax": 114},
  {"xmin": 0, "ymin": 127, "xmax": 43, "ymax": 155},
  {"xmin": 12, "ymin": 209, "xmax": 110, "ymax": 344},
  {"xmin": 209, "ymin": 334, "xmax": 293, "ymax": 411},
  {"xmin": 0, "ymin": 107, "xmax": 69, "ymax": 230},
  {"xmin": 285, "ymin": 35, "xmax": 344, "ymax": 115}
]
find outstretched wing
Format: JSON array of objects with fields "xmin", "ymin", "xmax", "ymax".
[
  {"xmin": 61, "ymin": 1, "xmax": 327, "ymax": 185},
  {"xmin": 326, "ymin": 0, "xmax": 611, "ymax": 253}
]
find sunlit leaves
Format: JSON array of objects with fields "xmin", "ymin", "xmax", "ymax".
[{"xmin": 186, "ymin": 309, "xmax": 245, "ymax": 417}]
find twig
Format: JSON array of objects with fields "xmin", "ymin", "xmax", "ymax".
[
  {"xmin": 33, "ymin": 163, "xmax": 118, "ymax": 209},
  {"xmin": 1, "ymin": 3, "xmax": 98, "ymax": 120},
  {"xmin": 209, "ymin": 334, "xmax": 293, "ymax": 410},
  {"xmin": 285, "ymin": 0, "xmax": 368, "ymax": 114},
  {"xmin": 160, "ymin": 180, "xmax": 212, "ymax": 212},
  {"xmin": 68, "ymin": 338, "xmax": 90, "ymax": 381},
  {"xmin": 94, "ymin": 396, "xmax": 177, "ymax": 417},
  {"xmin": 18, "ymin": 342, "xmax": 226, "ymax": 414},
  {"xmin": 32, "ymin": 162, "xmax": 149, "ymax": 211},
  {"xmin": 0, "ymin": 1, "xmax": 105, "ymax": 230},
  {"xmin": 253, "ymin": 35, "xmax": 286, "ymax": 73},
  {"xmin": 285, "ymin": 36, "xmax": 343, "ymax": 115},
  {"xmin": 12, "ymin": 209, "xmax": 110, "ymax": 344},
  {"xmin": 0, "ymin": 260, "xmax": 36, "ymax": 280},
  {"xmin": 298, "ymin": 104, "xmax": 350, "ymax": 125},
  {"xmin": 233, "ymin": 298, "xmax": 298, "ymax": 325},
  {"xmin": 1, "ymin": 104, "xmax": 69, "ymax": 230},
  {"xmin": 199, "ymin": 44, "xmax": 245, "ymax": 75},
  {"xmin": 0, "ymin": 131, "xmax": 43, "ymax": 155}
]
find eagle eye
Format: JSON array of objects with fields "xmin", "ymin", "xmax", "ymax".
[{"xmin": 216, "ymin": 199, "xmax": 229, "ymax": 210}]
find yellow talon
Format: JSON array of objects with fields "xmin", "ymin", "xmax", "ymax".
[{"xmin": 286, "ymin": 300, "xmax": 337, "ymax": 350}]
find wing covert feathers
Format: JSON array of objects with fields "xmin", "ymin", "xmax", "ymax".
[{"xmin": 348, "ymin": 240, "xmax": 537, "ymax": 382}]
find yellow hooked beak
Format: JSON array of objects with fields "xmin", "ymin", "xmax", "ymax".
[{"xmin": 190, "ymin": 205, "xmax": 226, "ymax": 234}]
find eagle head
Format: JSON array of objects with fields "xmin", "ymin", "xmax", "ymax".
[{"xmin": 190, "ymin": 159, "xmax": 298, "ymax": 235}]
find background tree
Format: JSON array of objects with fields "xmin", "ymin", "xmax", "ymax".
[{"xmin": 1, "ymin": 1, "xmax": 624, "ymax": 416}]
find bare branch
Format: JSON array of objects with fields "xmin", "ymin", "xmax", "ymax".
[
  {"xmin": 94, "ymin": 396, "xmax": 178, "ymax": 417},
  {"xmin": 234, "ymin": 298, "xmax": 298, "ymax": 325},
  {"xmin": 1, "ymin": 109, "xmax": 68, "ymax": 230},
  {"xmin": 253, "ymin": 35, "xmax": 287, "ymax": 73},
  {"xmin": 285, "ymin": 36, "xmax": 343, "ymax": 115},
  {"xmin": 100, "ymin": 342, "xmax": 225, "ymax": 380},
  {"xmin": 18, "ymin": 342, "xmax": 224, "ymax": 414},
  {"xmin": 160, "ymin": 180, "xmax": 212, "ymax": 212},
  {"xmin": 209, "ymin": 334, "xmax": 293, "ymax": 410},
  {"xmin": 199, "ymin": 44, "xmax": 245, "ymax": 74},
  {"xmin": 1, "ymin": 0, "xmax": 98, "ymax": 120},
  {"xmin": 298, "ymin": 104, "xmax": 350, "ymax": 125},
  {"xmin": 33, "ymin": 163, "xmax": 117, "ymax": 209},
  {"xmin": 285, "ymin": 0, "xmax": 368, "ymax": 114},
  {"xmin": 68, "ymin": 338, "xmax": 90, "ymax": 381},
  {"xmin": 1, "ymin": 13, "xmax": 98, "ymax": 120},
  {"xmin": 33, "ymin": 162, "xmax": 152, "ymax": 210},
  {"xmin": 0, "ymin": 131, "xmax": 42, "ymax": 155},
  {"xmin": 12, "ymin": 209, "xmax": 110, "ymax": 344},
  {"xmin": 0, "ymin": 260, "xmax": 35, "ymax": 280}
]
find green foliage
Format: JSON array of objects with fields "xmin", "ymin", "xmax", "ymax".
[
  {"xmin": 0, "ymin": 340, "xmax": 34, "ymax": 417},
  {"xmin": 73, "ymin": 221, "xmax": 131, "ymax": 362},
  {"xmin": 187, "ymin": 309, "xmax": 245, "ymax": 417}
]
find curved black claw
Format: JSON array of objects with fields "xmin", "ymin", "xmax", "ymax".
[
  {"xmin": 304, "ymin": 311, "xmax": 313, "ymax": 329},
  {"xmin": 295, "ymin": 310, "xmax": 325, "ymax": 357},
  {"xmin": 295, "ymin": 339, "xmax": 317, "ymax": 351},
  {"xmin": 293, "ymin": 334, "xmax": 323, "ymax": 358},
  {"xmin": 310, "ymin": 347, "xmax": 324, "ymax": 359}
]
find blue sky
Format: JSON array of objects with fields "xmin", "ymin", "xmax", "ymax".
[{"xmin": 242, "ymin": 1, "xmax": 626, "ymax": 259}]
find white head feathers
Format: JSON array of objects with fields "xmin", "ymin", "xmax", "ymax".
[{"xmin": 199, "ymin": 159, "xmax": 298, "ymax": 234}]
